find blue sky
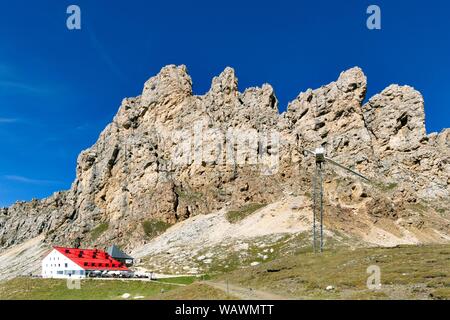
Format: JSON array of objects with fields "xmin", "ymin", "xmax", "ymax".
[{"xmin": 0, "ymin": 0, "xmax": 449, "ymax": 207}]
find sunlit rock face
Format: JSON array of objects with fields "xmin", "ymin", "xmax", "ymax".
[{"xmin": 1, "ymin": 65, "xmax": 448, "ymax": 251}]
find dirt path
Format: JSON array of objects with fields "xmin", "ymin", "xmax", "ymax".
[{"xmin": 202, "ymin": 280, "xmax": 289, "ymax": 300}]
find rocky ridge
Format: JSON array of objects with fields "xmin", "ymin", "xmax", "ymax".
[{"xmin": 0, "ymin": 65, "xmax": 449, "ymax": 252}]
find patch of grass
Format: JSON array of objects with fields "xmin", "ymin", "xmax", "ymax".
[
  {"xmin": 152, "ymin": 283, "xmax": 238, "ymax": 300},
  {"xmin": 373, "ymin": 182, "xmax": 398, "ymax": 192},
  {"xmin": 0, "ymin": 278, "xmax": 177, "ymax": 300},
  {"xmin": 226, "ymin": 203, "xmax": 266, "ymax": 223},
  {"xmin": 90, "ymin": 222, "xmax": 109, "ymax": 241},
  {"xmin": 142, "ymin": 220, "xmax": 171, "ymax": 239},
  {"xmin": 409, "ymin": 202, "xmax": 427, "ymax": 214},
  {"xmin": 174, "ymin": 187, "xmax": 203, "ymax": 202},
  {"xmin": 385, "ymin": 183, "xmax": 398, "ymax": 190},
  {"xmin": 347, "ymin": 290, "xmax": 389, "ymax": 300},
  {"xmin": 155, "ymin": 276, "xmax": 197, "ymax": 285},
  {"xmin": 426, "ymin": 278, "xmax": 450, "ymax": 288},
  {"xmin": 431, "ymin": 287, "xmax": 450, "ymax": 300}
]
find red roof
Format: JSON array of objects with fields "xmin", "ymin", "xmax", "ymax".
[{"xmin": 53, "ymin": 247, "xmax": 129, "ymax": 271}]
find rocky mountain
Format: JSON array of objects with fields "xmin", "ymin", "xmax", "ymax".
[{"xmin": 1, "ymin": 65, "xmax": 449, "ymax": 254}]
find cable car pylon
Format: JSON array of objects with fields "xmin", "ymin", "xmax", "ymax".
[{"xmin": 304, "ymin": 147, "xmax": 370, "ymax": 253}]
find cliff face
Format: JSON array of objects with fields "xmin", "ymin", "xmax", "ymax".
[{"xmin": 1, "ymin": 65, "xmax": 449, "ymax": 251}]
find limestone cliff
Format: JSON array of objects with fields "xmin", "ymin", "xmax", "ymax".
[{"xmin": 1, "ymin": 65, "xmax": 448, "ymax": 251}]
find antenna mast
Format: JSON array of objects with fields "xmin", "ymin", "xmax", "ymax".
[{"xmin": 304, "ymin": 147, "xmax": 369, "ymax": 253}]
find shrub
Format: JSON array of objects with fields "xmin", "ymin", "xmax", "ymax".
[
  {"xmin": 226, "ymin": 203, "xmax": 266, "ymax": 223},
  {"xmin": 90, "ymin": 222, "xmax": 109, "ymax": 241},
  {"xmin": 142, "ymin": 220, "xmax": 171, "ymax": 239}
]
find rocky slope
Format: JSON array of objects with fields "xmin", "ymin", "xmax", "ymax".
[{"xmin": 1, "ymin": 65, "xmax": 449, "ymax": 253}]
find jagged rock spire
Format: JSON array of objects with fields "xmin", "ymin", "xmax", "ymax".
[{"xmin": 1, "ymin": 65, "xmax": 448, "ymax": 254}]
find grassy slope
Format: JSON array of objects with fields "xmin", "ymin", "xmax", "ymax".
[
  {"xmin": 0, "ymin": 278, "xmax": 177, "ymax": 300},
  {"xmin": 89, "ymin": 222, "xmax": 109, "ymax": 241},
  {"xmin": 0, "ymin": 276, "xmax": 236, "ymax": 300},
  {"xmin": 142, "ymin": 219, "xmax": 171, "ymax": 239},
  {"xmin": 216, "ymin": 244, "xmax": 450, "ymax": 300},
  {"xmin": 153, "ymin": 283, "xmax": 237, "ymax": 300},
  {"xmin": 156, "ymin": 276, "xmax": 200, "ymax": 285}
]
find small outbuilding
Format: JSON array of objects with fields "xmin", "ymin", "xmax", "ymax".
[{"xmin": 106, "ymin": 245, "xmax": 134, "ymax": 266}]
